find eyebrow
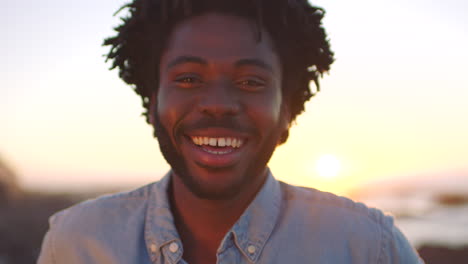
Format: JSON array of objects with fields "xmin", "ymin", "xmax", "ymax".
[
  {"xmin": 166, "ymin": 56, "xmax": 208, "ymax": 70},
  {"xmin": 166, "ymin": 56, "xmax": 274, "ymax": 73},
  {"xmin": 235, "ymin": 58, "xmax": 274, "ymax": 73}
]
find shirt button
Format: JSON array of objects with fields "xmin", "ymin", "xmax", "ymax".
[
  {"xmin": 150, "ymin": 243, "xmax": 157, "ymax": 253},
  {"xmin": 247, "ymin": 245, "xmax": 256, "ymax": 254},
  {"xmin": 169, "ymin": 242, "xmax": 179, "ymax": 253}
]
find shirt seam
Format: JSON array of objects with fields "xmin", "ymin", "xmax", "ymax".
[
  {"xmin": 93, "ymin": 183, "xmax": 156, "ymax": 200},
  {"xmin": 73, "ymin": 196, "xmax": 150, "ymax": 210}
]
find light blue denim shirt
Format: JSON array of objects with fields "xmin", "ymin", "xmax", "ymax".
[{"xmin": 38, "ymin": 170, "xmax": 423, "ymax": 263}]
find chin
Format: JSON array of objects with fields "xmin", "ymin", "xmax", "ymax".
[{"xmin": 176, "ymin": 164, "xmax": 255, "ymax": 200}]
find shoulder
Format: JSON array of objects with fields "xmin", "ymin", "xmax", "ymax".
[
  {"xmin": 51, "ymin": 182, "xmax": 155, "ymax": 228},
  {"xmin": 280, "ymin": 182, "xmax": 392, "ymax": 228},
  {"xmin": 278, "ymin": 182, "xmax": 424, "ymax": 263},
  {"xmin": 37, "ymin": 183, "xmax": 158, "ymax": 264}
]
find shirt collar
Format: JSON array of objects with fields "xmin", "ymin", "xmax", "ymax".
[
  {"xmin": 229, "ymin": 169, "xmax": 282, "ymax": 263},
  {"xmin": 144, "ymin": 171, "xmax": 182, "ymax": 263},
  {"xmin": 144, "ymin": 169, "xmax": 282, "ymax": 263}
]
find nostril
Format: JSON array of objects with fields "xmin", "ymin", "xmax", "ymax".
[
  {"xmin": 197, "ymin": 82, "xmax": 241, "ymax": 116},
  {"xmin": 199, "ymin": 104, "xmax": 240, "ymax": 117},
  {"xmin": 198, "ymin": 98, "xmax": 240, "ymax": 116}
]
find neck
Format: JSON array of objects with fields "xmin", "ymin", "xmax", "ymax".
[{"xmin": 169, "ymin": 169, "xmax": 267, "ymax": 263}]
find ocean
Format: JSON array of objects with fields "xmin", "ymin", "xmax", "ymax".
[{"xmin": 353, "ymin": 173, "xmax": 468, "ymax": 248}]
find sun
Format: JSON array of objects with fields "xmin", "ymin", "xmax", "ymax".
[{"xmin": 315, "ymin": 154, "xmax": 342, "ymax": 179}]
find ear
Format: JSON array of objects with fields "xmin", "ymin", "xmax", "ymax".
[
  {"xmin": 278, "ymin": 104, "xmax": 291, "ymax": 145},
  {"xmin": 148, "ymin": 92, "xmax": 157, "ymax": 126}
]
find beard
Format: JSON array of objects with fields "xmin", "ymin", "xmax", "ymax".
[{"xmin": 153, "ymin": 112, "xmax": 283, "ymax": 201}]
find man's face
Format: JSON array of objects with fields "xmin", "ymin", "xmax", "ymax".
[{"xmin": 152, "ymin": 13, "xmax": 288, "ymax": 200}]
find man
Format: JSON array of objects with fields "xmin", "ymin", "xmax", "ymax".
[{"xmin": 38, "ymin": 0, "xmax": 423, "ymax": 263}]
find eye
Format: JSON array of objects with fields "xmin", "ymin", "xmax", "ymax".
[
  {"xmin": 176, "ymin": 76, "xmax": 196, "ymax": 83},
  {"xmin": 237, "ymin": 78, "xmax": 266, "ymax": 92},
  {"xmin": 174, "ymin": 74, "xmax": 202, "ymax": 88}
]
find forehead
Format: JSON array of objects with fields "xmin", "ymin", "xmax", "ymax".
[{"xmin": 161, "ymin": 13, "xmax": 280, "ymax": 69}]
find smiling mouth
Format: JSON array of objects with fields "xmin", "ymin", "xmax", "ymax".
[{"xmin": 189, "ymin": 136, "xmax": 245, "ymax": 154}]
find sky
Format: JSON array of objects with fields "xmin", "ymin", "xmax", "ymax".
[{"xmin": 2, "ymin": 0, "xmax": 468, "ymax": 195}]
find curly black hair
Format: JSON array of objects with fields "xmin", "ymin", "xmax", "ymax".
[{"xmin": 104, "ymin": 0, "xmax": 334, "ymax": 125}]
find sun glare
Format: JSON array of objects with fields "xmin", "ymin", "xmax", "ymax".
[{"xmin": 315, "ymin": 154, "xmax": 341, "ymax": 179}]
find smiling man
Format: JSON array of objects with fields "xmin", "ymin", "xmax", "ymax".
[{"xmin": 38, "ymin": 0, "xmax": 423, "ymax": 263}]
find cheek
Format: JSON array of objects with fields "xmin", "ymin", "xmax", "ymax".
[
  {"xmin": 247, "ymin": 90, "xmax": 284, "ymax": 130},
  {"xmin": 156, "ymin": 87, "xmax": 195, "ymax": 134},
  {"xmin": 156, "ymin": 88, "xmax": 179, "ymax": 131}
]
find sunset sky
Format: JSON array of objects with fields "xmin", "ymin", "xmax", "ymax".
[{"xmin": 3, "ymin": 0, "xmax": 467, "ymax": 195}]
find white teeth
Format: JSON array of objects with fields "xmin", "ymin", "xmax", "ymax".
[
  {"xmin": 208, "ymin": 138, "xmax": 216, "ymax": 146},
  {"xmin": 191, "ymin": 136, "xmax": 244, "ymax": 148},
  {"xmin": 218, "ymin": 138, "xmax": 226, "ymax": 147}
]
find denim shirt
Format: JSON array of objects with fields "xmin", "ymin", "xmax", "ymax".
[{"xmin": 38, "ymin": 170, "xmax": 423, "ymax": 263}]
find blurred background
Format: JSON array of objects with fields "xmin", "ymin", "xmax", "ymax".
[{"xmin": 2, "ymin": 0, "xmax": 467, "ymax": 263}]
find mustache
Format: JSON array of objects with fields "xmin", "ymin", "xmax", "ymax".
[{"xmin": 179, "ymin": 117, "xmax": 257, "ymax": 135}]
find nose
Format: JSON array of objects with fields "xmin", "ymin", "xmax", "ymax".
[{"xmin": 197, "ymin": 80, "xmax": 240, "ymax": 118}]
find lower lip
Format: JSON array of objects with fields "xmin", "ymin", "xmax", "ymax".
[{"xmin": 183, "ymin": 137, "xmax": 245, "ymax": 168}]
